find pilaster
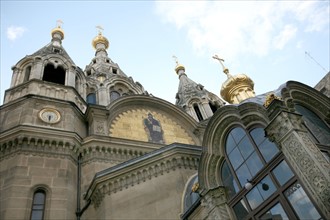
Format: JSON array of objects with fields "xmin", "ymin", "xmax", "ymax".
[
  {"xmin": 265, "ymin": 104, "xmax": 330, "ymax": 218},
  {"xmin": 201, "ymin": 186, "xmax": 230, "ymax": 220}
]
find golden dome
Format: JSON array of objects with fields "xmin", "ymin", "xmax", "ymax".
[
  {"xmin": 92, "ymin": 33, "xmax": 109, "ymax": 50},
  {"xmin": 51, "ymin": 27, "xmax": 64, "ymax": 40},
  {"xmin": 175, "ymin": 64, "xmax": 185, "ymax": 74},
  {"xmin": 220, "ymin": 73, "xmax": 255, "ymax": 104}
]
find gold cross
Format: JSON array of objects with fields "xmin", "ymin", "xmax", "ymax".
[
  {"xmin": 56, "ymin": 20, "xmax": 63, "ymax": 28},
  {"xmin": 172, "ymin": 55, "xmax": 179, "ymax": 65},
  {"xmin": 96, "ymin": 25, "xmax": 104, "ymax": 35},
  {"xmin": 212, "ymin": 54, "xmax": 230, "ymax": 76}
]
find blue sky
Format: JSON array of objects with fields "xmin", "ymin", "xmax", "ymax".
[{"xmin": 1, "ymin": 1, "xmax": 329, "ymax": 105}]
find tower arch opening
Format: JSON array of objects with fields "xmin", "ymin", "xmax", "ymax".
[{"xmin": 42, "ymin": 63, "xmax": 66, "ymax": 85}]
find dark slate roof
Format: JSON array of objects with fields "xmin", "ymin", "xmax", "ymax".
[{"xmin": 31, "ymin": 42, "xmax": 76, "ymax": 65}]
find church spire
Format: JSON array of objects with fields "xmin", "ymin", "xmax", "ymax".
[{"xmin": 174, "ymin": 56, "xmax": 225, "ymax": 121}]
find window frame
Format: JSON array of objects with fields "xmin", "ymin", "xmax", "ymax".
[{"xmin": 30, "ymin": 188, "xmax": 46, "ymax": 220}]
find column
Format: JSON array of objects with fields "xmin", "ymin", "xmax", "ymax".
[{"xmin": 265, "ymin": 102, "xmax": 330, "ymax": 218}]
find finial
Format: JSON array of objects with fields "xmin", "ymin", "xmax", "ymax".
[
  {"xmin": 96, "ymin": 25, "xmax": 104, "ymax": 35},
  {"xmin": 172, "ymin": 55, "xmax": 185, "ymax": 74},
  {"xmin": 172, "ymin": 55, "xmax": 179, "ymax": 66},
  {"xmin": 212, "ymin": 54, "xmax": 231, "ymax": 77},
  {"xmin": 56, "ymin": 19, "xmax": 63, "ymax": 28}
]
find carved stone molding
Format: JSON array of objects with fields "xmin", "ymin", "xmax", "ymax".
[
  {"xmin": 201, "ymin": 186, "xmax": 230, "ymax": 220},
  {"xmin": 84, "ymin": 144, "xmax": 202, "ymax": 208},
  {"xmin": 0, "ymin": 135, "xmax": 79, "ymax": 162},
  {"xmin": 282, "ymin": 133, "xmax": 330, "ymax": 218},
  {"xmin": 266, "ymin": 109, "xmax": 330, "ymax": 218}
]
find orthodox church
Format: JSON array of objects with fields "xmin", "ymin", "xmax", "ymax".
[{"xmin": 0, "ymin": 23, "xmax": 329, "ymax": 220}]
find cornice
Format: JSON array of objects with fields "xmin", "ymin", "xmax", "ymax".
[{"xmin": 84, "ymin": 143, "xmax": 202, "ymax": 207}]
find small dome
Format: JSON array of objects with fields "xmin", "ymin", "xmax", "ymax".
[
  {"xmin": 92, "ymin": 33, "xmax": 109, "ymax": 50},
  {"xmin": 220, "ymin": 73, "xmax": 255, "ymax": 104},
  {"xmin": 175, "ymin": 64, "xmax": 185, "ymax": 74},
  {"xmin": 51, "ymin": 27, "xmax": 64, "ymax": 40}
]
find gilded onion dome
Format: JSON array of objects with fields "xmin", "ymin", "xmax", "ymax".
[
  {"xmin": 51, "ymin": 20, "xmax": 65, "ymax": 40},
  {"xmin": 92, "ymin": 32, "xmax": 109, "ymax": 50},
  {"xmin": 220, "ymin": 74, "xmax": 255, "ymax": 104},
  {"xmin": 173, "ymin": 56, "xmax": 185, "ymax": 74},
  {"xmin": 213, "ymin": 55, "xmax": 255, "ymax": 104}
]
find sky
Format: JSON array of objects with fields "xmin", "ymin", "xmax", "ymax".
[{"xmin": 1, "ymin": 1, "xmax": 329, "ymax": 105}]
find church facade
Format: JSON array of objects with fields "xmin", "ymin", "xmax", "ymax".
[{"xmin": 0, "ymin": 25, "xmax": 329, "ymax": 220}]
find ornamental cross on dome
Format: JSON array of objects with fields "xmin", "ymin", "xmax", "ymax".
[
  {"xmin": 96, "ymin": 25, "xmax": 104, "ymax": 35},
  {"xmin": 212, "ymin": 54, "xmax": 231, "ymax": 77},
  {"xmin": 56, "ymin": 20, "xmax": 63, "ymax": 28},
  {"xmin": 172, "ymin": 55, "xmax": 179, "ymax": 66}
]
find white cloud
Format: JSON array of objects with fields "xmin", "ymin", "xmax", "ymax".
[
  {"xmin": 155, "ymin": 1, "xmax": 329, "ymax": 60},
  {"xmin": 7, "ymin": 26, "xmax": 27, "ymax": 41},
  {"xmin": 273, "ymin": 25, "xmax": 297, "ymax": 50}
]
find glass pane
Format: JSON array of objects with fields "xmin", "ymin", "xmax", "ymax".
[
  {"xmin": 238, "ymin": 136, "xmax": 254, "ymax": 159},
  {"xmin": 226, "ymin": 134, "xmax": 236, "ymax": 154},
  {"xmin": 86, "ymin": 93, "xmax": 96, "ymax": 104},
  {"xmin": 260, "ymin": 202, "xmax": 289, "ymax": 220},
  {"xmin": 258, "ymin": 140, "xmax": 279, "ymax": 162},
  {"xmin": 257, "ymin": 175, "xmax": 276, "ymax": 201},
  {"xmin": 31, "ymin": 210, "xmax": 43, "ymax": 220},
  {"xmin": 228, "ymin": 147, "xmax": 244, "ymax": 170},
  {"xmin": 231, "ymin": 127, "xmax": 246, "ymax": 144},
  {"xmin": 246, "ymin": 186, "xmax": 264, "ymax": 209},
  {"xmin": 272, "ymin": 160, "xmax": 294, "ymax": 186},
  {"xmin": 223, "ymin": 176, "xmax": 239, "ymax": 199},
  {"xmin": 285, "ymin": 182, "xmax": 322, "ymax": 219},
  {"xmin": 33, "ymin": 192, "xmax": 45, "ymax": 205},
  {"xmin": 250, "ymin": 127, "xmax": 265, "ymax": 146},
  {"xmin": 236, "ymin": 163, "xmax": 252, "ymax": 187},
  {"xmin": 246, "ymin": 152, "xmax": 263, "ymax": 176},
  {"xmin": 295, "ymin": 105, "xmax": 330, "ymax": 145},
  {"xmin": 233, "ymin": 199, "xmax": 249, "ymax": 220},
  {"xmin": 221, "ymin": 161, "xmax": 239, "ymax": 198}
]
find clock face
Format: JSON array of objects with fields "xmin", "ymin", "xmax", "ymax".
[{"xmin": 39, "ymin": 108, "xmax": 61, "ymax": 124}]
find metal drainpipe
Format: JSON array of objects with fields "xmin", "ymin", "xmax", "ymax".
[
  {"xmin": 76, "ymin": 153, "xmax": 91, "ymax": 220},
  {"xmin": 76, "ymin": 153, "xmax": 82, "ymax": 220}
]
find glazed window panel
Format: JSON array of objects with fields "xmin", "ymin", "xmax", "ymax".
[
  {"xmin": 295, "ymin": 104, "xmax": 330, "ymax": 145},
  {"xmin": 228, "ymin": 147, "xmax": 244, "ymax": 170},
  {"xmin": 250, "ymin": 127, "xmax": 279, "ymax": 162},
  {"xmin": 230, "ymin": 127, "xmax": 246, "ymax": 144},
  {"xmin": 236, "ymin": 163, "xmax": 252, "ymax": 186},
  {"xmin": 246, "ymin": 175, "xmax": 276, "ymax": 210},
  {"xmin": 233, "ymin": 199, "xmax": 249, "ymax": 220},
  {"xmin": 226, "ymin": 134, "xmax": 236, "ymax": 154},
  {"xmin": 260, "ymin": 202, "xmax": 289, "ymax": 220},
  {"xmin": 284, "ymin": 182, "xmax": 322, "ymax": 220},
  {"xmin": 272, "ymin": 160, "xmax": 294, "ymax": 186},
  {"xmin": 237, "ymin": 136, "xmax": 254, "ymax": 160},
  {"xmin": 245, "ymin": 151, "xmax": 263, "ymax": 176},
  {"xmin": 222, "ymin": 161, "xmax": 239, "ymax": 199},
  {"xmin": 31, "ymin": 190, "xmax": 46, "ymax": 220}
]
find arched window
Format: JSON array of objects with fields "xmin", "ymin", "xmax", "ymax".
[
  {"xmin": 222, "ymin": 126, "xmax": 323, "ymax": 219},
  {"xmin": 86, "ymin": 93, "xmax": 96, "ymax": 104},
  {"xmin": 23, "ymin": 66, "xmax": 32, "ymax": 82},
  {"xmin": 295, "ymin": 104, "xmax": 330, "ymax": 145},
  {"xmin": 183, "ymin": 175, "xmax": 200, "ymax": 213},
  {"xmin": 193, "ymin": 104, "xmax": 203, "ymax": 121},
  {"xmin": 110, "ymin": 91, "xmax": 120, "ymax": 101},
  {"xmin": 42, "ymin": 64, "xmax": 66, "ymax": 85},
  {"xmin": 209, "ymin": 102, "xmax": 218, "ymax": 113},
  {"xmin": 30, "ymin": 189, "xmax": 46, "ymax": 220}
]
